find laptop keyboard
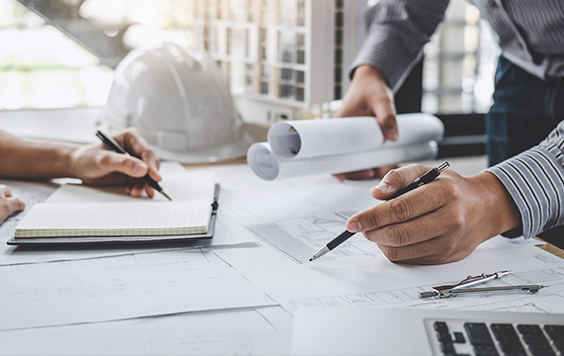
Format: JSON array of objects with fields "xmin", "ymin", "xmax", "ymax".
[{"xmin": 426, "ymin": 318, "xmax": 564, "ymax": 356}]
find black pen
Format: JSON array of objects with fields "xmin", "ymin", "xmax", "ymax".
[
  {"xmin": 309, "ymin": 161, "xmax": 450, "ymax": 261},
  {"xmin": 96, "ymin": 130, "xmax": 172, "ymax": 201}
]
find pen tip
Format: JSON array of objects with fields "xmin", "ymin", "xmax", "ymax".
[
  {"xmin": 308, "ymin": 257, "xmax": 314, "ymax": 262},
  {"xmin": 161, "ymin": 191, "xmax": 172, "ymax": 201}
]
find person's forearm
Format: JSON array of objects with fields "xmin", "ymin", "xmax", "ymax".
[
  {"xmin": 0, "ymin": 131, "xmax": 79, "ymax": 179},
  {"xmin": 349, "ymin": 0, "xmax": 449, "ymax": 91}
]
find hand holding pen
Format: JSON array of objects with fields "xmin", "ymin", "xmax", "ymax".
[
  {"xmin": 310, "ymin": 162, "xmax": 449, "ymax": 261},
  {"xmin": 90, "ymin": 130, "xmax": 171, "ymax": 200},
  {"xmin": 311, "ymin": 161, "xmax": 522, "ymax": 265}
]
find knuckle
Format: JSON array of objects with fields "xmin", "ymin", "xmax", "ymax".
[
  {"xmin": 141, "ymin": 150, "xmax": 157, "ymax": 163},
  {"xmin": 443, "ymin": 181, "xmax": 461, "ymax": 201},
  {"xmin": 388, "ymin": 225, "xmax": 409, "ymax": 247},
  {"xmin": 97, "ymin": 151, "xmax": 112, "ymax": 167},
  {"xmin": 363, "ymin": 211, "xmax": 381, "ymax": 230},
  {"xmin": 374, "ymin": 96, "xmax": 392, "ymax": 108},
  {"xmin": 384, "ymin": 168, "xmax": 404, "ymax": 185},
  {"xmin": 443, "ymin": 242, "xmax": 457, "ymax": 257},
  {"xmin": 448, "ymin": 212, "xmax": 465, "ymax": 231},
  {"xmin": 389, "ymin": 199, "xmax": 412, "ymax": 222}
]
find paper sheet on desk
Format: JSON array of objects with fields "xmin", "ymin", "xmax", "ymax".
[
  {"xmin": 212, "ymin": 233, "xmax": 564, "ymax": 315},
  {"xmin": 0, "ymin": 306, "xmax": 293, "ymax": 356},
  {"xmin": 0, "ymin": 247, "xmax": 275, "ymax": 331},
  {"xmin": 45, "ymin": 166, "xmax": 216, "ymax": 204}
]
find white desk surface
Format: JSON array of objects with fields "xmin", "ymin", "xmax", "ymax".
[{"xmin": 0, "ymin": 108, "xmax": 563, "ymax": 355}]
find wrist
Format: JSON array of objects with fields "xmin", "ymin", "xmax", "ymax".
[
  {"xmin": 60, "ymin": 143, "xmax": 82, "ymax": 178},
  {"xmin": 353, "ymin": 65, "xmax": 389, "ymax": 85},
  {"xmin": 470, "ymin": 172, "xmax": 521, "ymax": 236}
]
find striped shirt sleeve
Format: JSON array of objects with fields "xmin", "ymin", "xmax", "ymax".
[
  {"xmin": 349, "ymin": 0, "xmax": 449, "ymax": 91},
  {"xmin": 486, "ymin": 121, "xmax": 564, "ymax": 239}
]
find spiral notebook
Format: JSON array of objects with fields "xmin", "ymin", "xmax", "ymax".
[{"xmin": 9, "ymin": 166, "xmax": 219, "ymax": 245}]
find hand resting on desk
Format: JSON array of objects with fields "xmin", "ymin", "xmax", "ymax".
[
  {"xmin": 0, "ymin": 184, "xmax": 25, "ymax": 225},
  {"xmin": 345, "ymin": 164, "xmax": 522, "ymax": 264}
]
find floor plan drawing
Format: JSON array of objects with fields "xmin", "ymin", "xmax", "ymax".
[{"xmin": 246, "ymin": 211, "xmax": 382, "ymax": 264}]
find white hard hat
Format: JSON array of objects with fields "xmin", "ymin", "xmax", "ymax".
[{"xmin": 101, "ymin": 42, "xmax": 255, "ymax": 163}]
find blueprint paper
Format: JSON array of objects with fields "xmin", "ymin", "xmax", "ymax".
[
  {"xmin": 166, "ymin": 163, "xmax": 564, "ymax": 319},
  {"xmin": 0, "ymin": 247, "xmax": 275, "ymax": 331},
  {"xmin": 213, "ymin": 220, "xmax": 564, "ymax": 315},
  {"xmin": 267, "ymin": 114, "xmax": 444, "ymax": 159},
  {"xmin": 247, "ymin": 141, "xmax": 438, "ymax": 180},
  {"xmin": 0, "ymin": 307, "xmax": 291, "ymax": 356}
]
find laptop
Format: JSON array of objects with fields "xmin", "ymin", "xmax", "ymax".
[{"xmin": 292, "ymin": 308, "xmax": 564, "ymax": 355}]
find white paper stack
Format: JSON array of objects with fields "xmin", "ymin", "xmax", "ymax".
[{"xmin": 247, "ymin": 113, "xmax": 444, "ymax": 180}]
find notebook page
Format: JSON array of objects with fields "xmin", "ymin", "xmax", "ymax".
[
  {"xmin": 15, "ymin": 202, "xmax": 212, "ymax": 238},
  {"xmin": 46, "ymin": 171, "xmax": 216, "ymax": 204}
]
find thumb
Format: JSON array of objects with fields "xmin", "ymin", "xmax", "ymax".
[
  {"xmin": 370, "ymin": 164, "xmax": 430, "ymax": 200},
  {"xmin": 100, "ymin": 152, "xmax": 149, "ymax": 178},
  {"xmin": 372, "ymin": 97, "xmax": 398, "ymax": 141}
]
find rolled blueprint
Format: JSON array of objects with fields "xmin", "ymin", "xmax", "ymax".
[
  {"xmin": 247, "ymin": 141, "xmax": 438, "ymax": 181},
  {"xmin": 267, "ymin": 113, "xmax": 444, "ymax": 159}
]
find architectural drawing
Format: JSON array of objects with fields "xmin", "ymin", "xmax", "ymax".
[{"xmin": 246, "ymin": 211, "xmax": 382, "ymax": 264}]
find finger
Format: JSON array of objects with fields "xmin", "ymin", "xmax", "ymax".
[
  {"xmin": 145, "ymin": 163, "xmax": 162, "ymax": 182},
  {"xmin": 128, "ymin": 181, "xmax": 146, "ymax": 198},
  {"xmin": 370, "ymin": 164, "xmax": 430, "ymax": 200},
  {"xmin": 120, "ymin": 129, "xmax": 162, "ymax": 181},
  {"xmin": 98, "ymin": 151, "xmax": 148, "ymax": 179},
  {"xmin": 377, "ymin": 234, "xmax": 475, "ymax": 265},
  {"xmin": 144, "ymin": 184, "xmax": 155, "ymax": 198},
  {"xmin": 372, "ymin": 96, "xmax": 398, "ymax": 141},
  {"xmin": 346, "ymin": 178, "xmax": 448, "ymax": 232},
  {"xmin": 363, "ymin": 204, "xmax": 454, "ymax": 247}
]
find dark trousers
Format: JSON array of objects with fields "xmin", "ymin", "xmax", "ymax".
[
  {"xmin": 487, "ymin": 56, "xmax": 564, "ymax": 166},
  {"xmin": 487, "ymin": 56, "xmax": 564, "ymax": 248}
]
